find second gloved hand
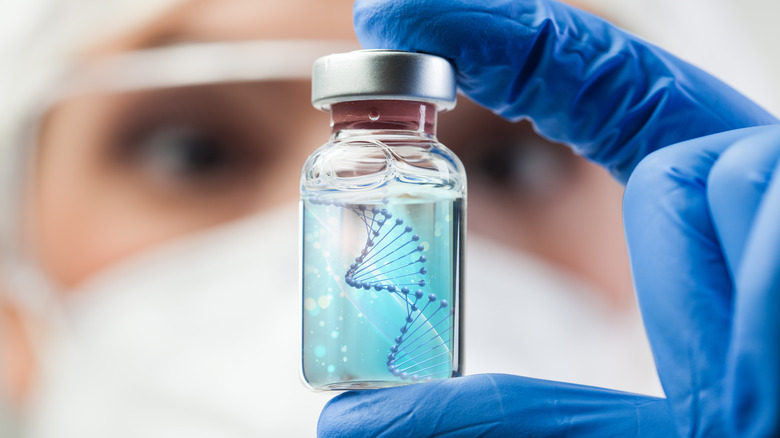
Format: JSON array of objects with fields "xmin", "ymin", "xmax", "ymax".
[{"xmin": 625, "ymin": 125, "xmax": 780, "ymax": 437}]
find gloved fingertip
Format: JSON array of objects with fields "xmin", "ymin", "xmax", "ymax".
[
  {"xmin": 706, "ymin": 125, "xmax": 780, "ymax": 275},
  {"xmin": 353, "ymin": 0, "xmax": 395, "ymax": 49},
  {"xmin": 317, "ymin": 391, "xmax": 362, "ymax": 438}
]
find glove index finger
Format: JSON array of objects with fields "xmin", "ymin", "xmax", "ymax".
[{"xmin": 353, "ymin": 0, "xmax": 777, "ymax": 182}]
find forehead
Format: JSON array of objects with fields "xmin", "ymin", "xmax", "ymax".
[{"xmin": 92, "ymin": 0, "xmax": 357, "ymax": 54}]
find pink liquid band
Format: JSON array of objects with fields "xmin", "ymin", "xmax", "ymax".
[{"xmin": 330, "ymin": 100, "xmax": 437, "ymax": 135}]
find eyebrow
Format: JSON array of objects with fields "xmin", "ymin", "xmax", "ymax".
[{"xmin": 93, "ymin": 2, "xmax": 210, "ymax": 54}]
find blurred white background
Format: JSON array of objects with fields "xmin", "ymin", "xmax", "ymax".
[{"xmin": 581, "ymin": 0, "xmax": 780, "ymax": 117}]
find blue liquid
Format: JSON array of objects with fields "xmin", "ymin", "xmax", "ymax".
[{"xmin": 301, "ymin": 196, "xmax": 463, "ymax": 389}]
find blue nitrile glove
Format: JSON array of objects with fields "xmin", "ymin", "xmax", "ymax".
[
  {"xmin": 352, "ymin": 0, "xmax": 775, "ymax": 184},
  {"xmin": 624, "ymin": 125, "xmax": 780, "ymax": 437},
  {"xmin": 321, "ymin": 373, "xmax": 676, "ymax": 436},
  {"xmin": 317, "ymin": 0, "xmax": 780, "ymax": 437}
]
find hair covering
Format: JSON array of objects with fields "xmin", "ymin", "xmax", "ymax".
[
  {"xmin": 0, "ymin": 0, "xmax": 188, "ymax": 312},
  {"xmin": 0, "ymin": 0, "xmax": 187, "ymax": 147}
]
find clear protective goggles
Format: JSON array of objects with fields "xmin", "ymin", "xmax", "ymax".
[
  {"xmin": 0, "ymin": 39, "xmax": 360, "ymax": 311},
  {"xmin": 0, "ymin": 37, "xmax": 577, "ymax": 314}
]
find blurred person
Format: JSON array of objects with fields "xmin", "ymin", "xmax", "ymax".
[
  {"xmin": 1, "ymin": 2, "xmax": 356, "ymax": 436},
  {"xmin": 0, "ymin": 0, "xmax": 698, "ymax": 436}
]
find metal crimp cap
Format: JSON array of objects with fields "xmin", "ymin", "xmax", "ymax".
[{"xmin": 311, "ymin": 49, "xmax": 457, "ymax": 111}]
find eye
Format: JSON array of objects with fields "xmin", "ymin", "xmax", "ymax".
[
  {"xmin": 472, "ymin": 136, "xmax": 522, "ymax": 185},
  {"xmin": 454, "ymin": 132, "xmax": 576, "ymax": 197},
  {"xmin": 114, "ymin": 121, "xmax": 257, "ymax": 194},
  {"xmin": 131, "ymin": 125, "xmax": 234, "ymax": 179},
  {"xmin": 104, "ymin": 88, "xmax": 269, "ymax": 193}
]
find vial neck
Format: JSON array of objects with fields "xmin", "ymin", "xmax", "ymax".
[{"xmin": 330, "ymin": 100, "xmax": 437, "ymax": 136}]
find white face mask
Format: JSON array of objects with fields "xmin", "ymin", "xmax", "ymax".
[
  {"xmin": 13, "ymin": 202, "xmax": 661, "ymax": 438},
  {"xmin": 21, "ymin": 203, "xmax": 335, "ymax": 438},
  {"xmin": 464, "ymin": 237, "xmax": 662, "ymax": 396}
]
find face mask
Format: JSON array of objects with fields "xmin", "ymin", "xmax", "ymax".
[
  {"xmin": 20, "ymin": 203, "xmax": 335, "ymax": 438},
  {"xmin": 465, "ymin": 236, "xmax": 662, "ymax": 396},
  {"xmin": 0, "ymin": 394, "xmax": 19, "ymax": 437},
  {"xmin": 15, "ymin": 202, "xmax": 662, "ymax": 438}
]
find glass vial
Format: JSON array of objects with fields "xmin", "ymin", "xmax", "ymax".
[{"xmin": 300, "ymin": 50, "xmax": 466, "ymax": 390}]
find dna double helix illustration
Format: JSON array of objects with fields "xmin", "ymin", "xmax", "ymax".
[{"xmin": 343, "ymin": 204, "xmax": 454, "ymax": 382}]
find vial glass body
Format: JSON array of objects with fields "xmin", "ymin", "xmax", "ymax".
[{"xmin": 300, "ymin": 100, "xmax": 465, "ymax": 390}]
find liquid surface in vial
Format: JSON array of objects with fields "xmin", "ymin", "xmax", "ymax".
[{"xmin": 301, "ymin": 195, "xmax": 462, "ymax": 389}]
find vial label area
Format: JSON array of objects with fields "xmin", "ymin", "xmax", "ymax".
[{"xmin": 301, "ymin": 196, "xmax": 462, "ymax": 389}]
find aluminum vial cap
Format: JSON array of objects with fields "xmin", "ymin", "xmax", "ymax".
[{"xmin": 311, "ymin": 49, "xmax": 457, "ymax": 112}]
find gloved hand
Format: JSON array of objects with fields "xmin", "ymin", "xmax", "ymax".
[
  {"xmin": 317, "ymin": 0, "xmax": 780, "ymax": 436},
  {"xmin": 625, "ymin": 125, "xmax": 780, "ymax": 437},
  {"xmin": 352, "ymin": 0, "xmax": 775, "ymax": 184}
]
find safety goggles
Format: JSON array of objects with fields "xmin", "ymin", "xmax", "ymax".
[{"xmin": 0, "ymin": 39, "xmax": 359, "ymax": 309}]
